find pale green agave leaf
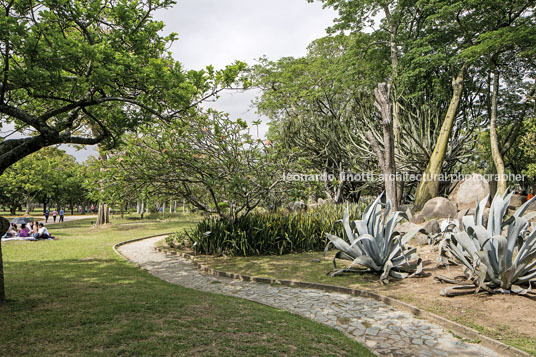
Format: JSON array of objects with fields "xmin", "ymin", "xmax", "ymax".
[
  {"xmin": 325, "ymin": 193, "xmax": 422, "ymax": 283},
  {"xmin": 441, "ymin": 190, "xmax": 536, "ymax": 295}
]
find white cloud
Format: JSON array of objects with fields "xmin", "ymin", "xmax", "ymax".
[
  {"xmin": 156, "ymin": 0, "xmax": 335, "ymax": 70},
  {"xmin": 155, "ymin": 0, "xmax": 335, "ymax": 139}
]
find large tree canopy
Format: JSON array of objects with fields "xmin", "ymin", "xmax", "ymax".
[{"xmin": 0, "ymin": 0, "xmax": 244, "ymax": 174}]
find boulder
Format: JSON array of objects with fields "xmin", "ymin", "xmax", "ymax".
[
  {"xmin": 396, "ymin": 222, "xmax": 422, "ymax": 234},
  {"xmin": 413, "ymin": 233, "xmax": 429, "ymax": 245},
  {"xmin": 411, "ymin": 213, "xmax": 425, "ymax": 224},
  {"xmin": 420, "ymin": 197, "xmax": 457, "ymax": 220},
  {"xmin": 423, "ymin": 219, "xmax": 440, "ymax": 235},
  {"xmin": 448, "ymin": 173, "xmax": 490, "ymax": 211},
  {"xmin": 288, "ymin": 200, "xmax": 307, "ymax": 211},
  {"xmin": 396, "ymin": 221, "xmax": 428, "ymax": 245},
  {"xmin": 509, "ymin": 194, "xmax": 526, "ymax": 209}
]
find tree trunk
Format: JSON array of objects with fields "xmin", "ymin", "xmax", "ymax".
[
  {"xmin": 373, "ymin": 83, "xmax": 398, "ymax": 210},
  {"xmin": 383, "ymin": 4, "xmax": 403, "ymax": 207},
  {"xmin": 0, "ymin": 237, "xmax": 4, "ymax": 304},
  {"xmin": 489, "ymin": 61, "xmax": 507, "ymax": 196},
  {"xmin": 414, "ymin": 64, "xmax": 468, "ymax": 209},
  {"xmin": 136, "ymin": 200, "xmax": 141, "ymax": 214},
  {"xmin": 120, "ymin": 203, "xmax": 124, "ymax": 219},
  {"xmin": 92, "ymin": 126, "xmax": 112, "ymax": 227},
  {"xmin": 25, "ymin": 196, "xmax": 32, "ymax": 215},
  {"xmin": 489, "ymin": 164, "xmax": 498, "ymax": 199},
  {"xmin": 0, "ymin": 216, "xmax": 10, "ymax": 303},
  {"xmin": 96, "ymin": 204, "xmax": 110, "ymax": 225}
]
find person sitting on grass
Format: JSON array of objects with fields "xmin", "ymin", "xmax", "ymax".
[
  {"xmin": 32, "ymin": 221, "xmax": 39, "ymax": 234},
  {"xmin": 3, "ymin": 223, "xmax": 18, "ymax": 238},
  {"xmin": 32, "ymin": 223, "xmax": 51, "ymax": 239},
  {"xmin": 19, "ymin": 223, "xmax": 30, "ymax": 238}
]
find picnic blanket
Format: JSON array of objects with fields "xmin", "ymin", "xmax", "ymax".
[{"xmin": 1, "ymin": 237, "xmax": 54, "ymax": 242}]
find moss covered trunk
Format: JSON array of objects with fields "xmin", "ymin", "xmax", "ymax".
[
  {"xmin": 414, "ymin": 64, "xmax": 468, "ymax": 209},
  {"xmin": 489, "ymin": 62, "xmax": 507, "ymax": 196}
]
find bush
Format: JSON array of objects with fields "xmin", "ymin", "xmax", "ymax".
[{"xmin": 182, "ymin": 202, "xmax": 368, "ymax": 256}]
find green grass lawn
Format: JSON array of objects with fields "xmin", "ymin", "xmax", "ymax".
[
  {"xmin": 192, "ymin": 252, "xmax": 380, "ymax": 288},
  {"xmin": 0, "ymin": 216, "xmax": 372, "ymax": 356}
]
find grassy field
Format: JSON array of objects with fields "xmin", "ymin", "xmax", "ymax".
[{"xmin": 0, "ymin": 216, "xmax": 372, "ymax": 356}]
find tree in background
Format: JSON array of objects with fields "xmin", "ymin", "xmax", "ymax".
[
  {"xmin": 97, "ymin": 112, "xmax": 287, "ymax": 222},
  {"xmin": 520, "ymin": 117, "xmax": 536, "ymax": 184},
  {"xmin": 252, "ymin": 34, "xmax": 388, "ymax": 202},
  {"xmin": 0, "ymin": 147, "xmax": 83, "ymax": 214},
  {"xmin": 251, "ymin": 30, "xmax": 476, "ymax": 205}
]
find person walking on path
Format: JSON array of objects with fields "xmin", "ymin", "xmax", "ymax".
[
  {"xmin": 44, "ymin": 208, "xmax": 50, "ymax": 223},
  {"xmin": 52, "ymin": 209, "xmax": 58, "ymax": 223},
  {"xmin": 59, "ymin": 208, "xmax": 64, "ymax": 222}
]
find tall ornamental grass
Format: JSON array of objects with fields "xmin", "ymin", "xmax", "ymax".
[{"xmin": 176, "ymin": 202, "xmax": 368, "ymax": 256}]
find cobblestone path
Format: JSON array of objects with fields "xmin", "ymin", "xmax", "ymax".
[{"xmin": 118, "ymin": 237, "xmax": 499, "ymax": 357}]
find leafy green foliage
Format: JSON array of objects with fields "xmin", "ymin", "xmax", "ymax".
[
  {"xmin": 306, "ymin": 0, "xmax": 536, "ymax": 200},
  {"xmin": 0, "ymin": 147, "xmax": 85, "ymax": 213},
  {"xmin": 181, "ymin": 203, "xmax": 367, "ymax": 256},
  {"xmin": 98, "ymin": 111, "xmax": 286, "ymax": 221},
  {"xmin": 325, "ymin": 194, "xmax": 423, "ymax": 282},
  {"xmin": 0, "ymin": 0, "xmax": 246, "ymax": 173},
  {"xmin": 252, "ymin": 34, "xmax": 387, "ymax": 200},
  {"xmin": 438, "ymin": 191, "xmax": 536, "ymax": 296},
  {"xmin": 520, "ymin": 117, "xmax": 536, "ymax": 182}
]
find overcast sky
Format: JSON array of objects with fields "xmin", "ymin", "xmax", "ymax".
[{"xmin": 62, "ymin": 0, "xmax": 336, "ymax": 161}]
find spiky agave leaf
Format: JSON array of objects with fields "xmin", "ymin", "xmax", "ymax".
[
  {"xmin": 324, "ymin": 193, "xmax": 422, "ymax": 283},
  {"xmin": 439, "ymin": 191, "xmax": 536, "ymax": 296}
]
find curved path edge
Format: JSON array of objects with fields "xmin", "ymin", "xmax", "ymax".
[{"xmin": 114, "ymin": 234, "xmax": 528, "ymax": 357}]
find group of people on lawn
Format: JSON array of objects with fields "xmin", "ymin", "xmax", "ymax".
[{"xmin": 4, "ymin": 221, "xmax": 51, "ymax": 239}]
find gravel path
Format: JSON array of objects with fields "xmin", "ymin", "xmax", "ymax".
[
  {"xmin": 118, "ymin": 237, "xmax": 499, "ymax": 357},
  {"xmin": 40, "ymin": 215, "xmax": 97, "ymax": 225}
]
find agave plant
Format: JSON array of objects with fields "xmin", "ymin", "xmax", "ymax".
[
  {"xmin": 437, "ymin": 191, "xmax": 536, "ymax": 296},
  {"xmin": 433, "ymin": 218, "xmax": 461, "ymax": 266},
  {"xmin": 430, "ymin": 217, "xmax": 460, "ymax": 246},
  {"xmin": 324, "ymin": 193, "xmax": 423, "ymax": 283}
]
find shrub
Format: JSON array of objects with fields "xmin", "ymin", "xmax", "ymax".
[
  {"xmin": 166, "ymin": 231, "xmax": 190, "ymax": 249},
  {"xmin": 182, "ymin": 202, "xmax": 368, "ymax": 256}
]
